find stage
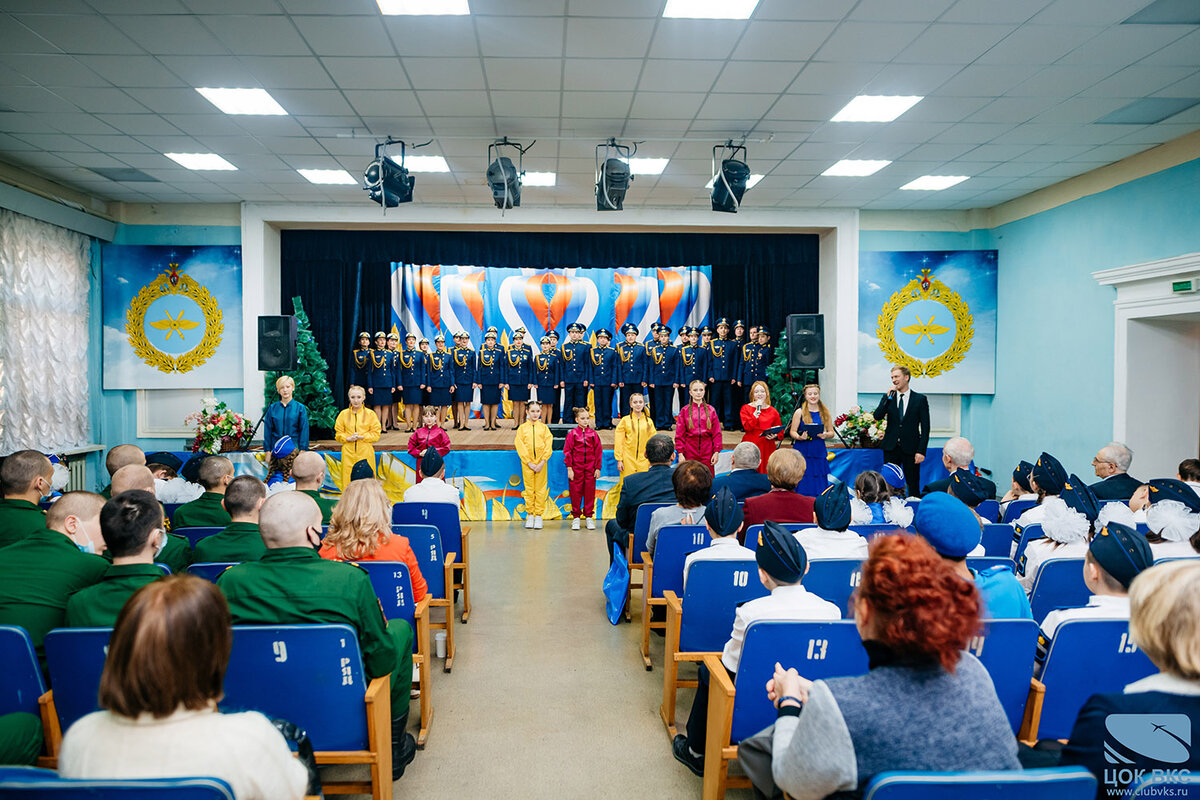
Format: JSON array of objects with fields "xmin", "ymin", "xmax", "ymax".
[{"xmin": 311, "ymin": 423, "xmax": 749, "ymax": 452}]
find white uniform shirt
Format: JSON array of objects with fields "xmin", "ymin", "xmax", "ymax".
[
  {"xmin": 1011, "ymin": 503, "xmax": 1049, "ymax": 558},
  {"xmin": 403, "ymin": 476, "xmax": 461, "ymax": 506},
  {"xmin": 721, "ymin": 582, "xmax": 840, "ymax": 673},
  {"xmin": 792, "ymin": 528, "xmax": 869, "ymax": 561},
  {"xmin": 1040, "ymin": 594, "xmax": 1131, "ymax": 641},
  {"xmin": 1018, "ymin": 539, "xmax": 1088, "ymax": 592},
  {"xmin": 683, "ymin": 537, "xmax": 755, "ymax": 587},
  {"xmin": 1150, "ymin": 539, "xmax": 1199, "ymax": 561}
]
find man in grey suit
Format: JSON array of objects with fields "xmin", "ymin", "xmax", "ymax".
[{"xmin": 604, "ymin": 433, "xmax": 676, "ymax": 564}]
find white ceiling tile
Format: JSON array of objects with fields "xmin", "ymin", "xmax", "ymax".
[
  {"xmin": 931, "ymin": 122, "xmax": 1015, "ymax": 143},
  {"xmin": 627, "ymin": 91, "xmax": 704, "ymax": 119},
  {"xmin": 94, "ymin": 114, "xmax": 186, "ymax": 136},
  {"xmin": 562, "ymin": 91, "xmax": 635, "ymax": 118},
  {"xmin": 860, "ymin": 63, "xmax": 961, "ymax": 95},
  {"xmin": 0, "ymin": 87, "xmax": 82, "ymax": 114},
  {"xmin": 752, "ymin": 0, "xmax": 857, "ymax": 21},
  {"xmin": 1021, "ymin": 143, "xmax": 1096, "ymax": 160},
  {"xmin": 694, "ymin": 93, "xmax": 776, "ymax": 121},
  {"xmin": 403, "ymin": 58, "xmax": 486, "ymax": 91},
  {"xmin": 787, "ymin": 62, "xmax": 881, "ymax": 95},
  {"xmin": 730, "ymin": 21, "xmax": 838, "ymax": 61},
  {"xmin": 649, "ymin": 19, "xmax": 747, "ymax": 60},
  {"xmin": 294, "ymin": 17, "xmax": 395, "ymax": 57},
  {"xmin": 562, "ymin": 59, "xmax": 644, "ymax": 91},
  {"xmin": 475, "ymin": 16, "xmax": 565, "ymax": 59},
  {"xmin": 14, "ymin": 14, "xmax": 143, "ymax": 55},
  {"xmin": 70, "ymin": 134, "xmax": 155, "ymax": 153},
  {"xmin": 975, "ymin": 25, "xmax": 1103, "ymax": 65},
  {"xmin": 987, "ymin": 122, "xmax": 1075, "ymax": 145},
  {"xmin": 813, "ymin": 22, "xmax": 928, "ymax": 62},
  {"xmin": 200, "ymin": 16, "xmax": 313, "ymax": 56},
  {"xmin": 935, "ymin": 63, "xmax": 1040, "ymax": 96},
  {"xmin": 1007, "ymin": 64, "xmax": 1109, "ymax": 97},
  {"xmin": 712, "ymin": 61, "xmax": 803, "ymax": 94},
  {"xmin": 122, "ymin": 88, "xmax": 216, "ymax": 114},
  {"xmin": 1137, "ymin": 29, "xmax": 1200, "ymax": 67},
  {"xmin": 240, "ymin": 56, "xmax": 338, "ymax": 90},
  {"xmin": 637, "ymin": 60, "xmax": 723, "ymax": 93},
  {"xmin": 1032, "ymin": 0, "xmax": 1159, "ymax": 26},
  {"xmin": 864, "ymin": 121, "xmax": 953, "ymax": 143},
  {"xmin": 48, "ymin": 87, "xmax": 150, "ymax": 114},
  {"xmin": 493, "ymin": 116, "xmax": 564, "ymax": 136},
  {"xmin": 344, "ymin": 90, "xmax": 421, "ymax": 117},
  {"xmin": 257, "ymin": 136, "xmax": 329, "ymax": 155},
  {"xmin": 157, "ymin": 55, "xmax": 255, "ymax": 86},
  {"xmin": 966, "ymin": 96, "xmax": 1057, "ymax": 123},
  {"xmin": 940, "ymin": 0, "xmax": 1054, "ymax": 24},
  {"xmin": 0, "ymin": 54, "xmax": 110, "ymax": 88},
  {"xmin": 161, "ymin": 113, "xmax": 247, "ymax": 137},
  {"xmin": 76, "ymin": 55, "xmax": 187, "ymax": 87},
  {"xmin": 566, "ymin": 19, "xmax": 655, "ymax": 59},
  {"xmin": 382, "ymin": 17, "xmax": 479, "ymax": 58},
  {"xmin": 765, "ymin": 94, "xmax": 858, "ymax": 122},
  {"xmin": 488, "ymin": 91, "xmax": 560, "ymax": 118},
  {"xmin": 1058, "ymin": 25, "xmax": 1194, "ymax": 67},
  {"xmin": 1157, "ymin": 70, "xmax": 1200, "ymax": 98},
  {"xmin": 894, "ymin": 23, "xmax": 1017, "ymax": 64},
  {"xmin": 1082, "ymin": 66, "xmax": 1197, "ymax": 98},
  {"xmin": 901, "ymin": 96, "xmax": 992, "ymax": 123},
  {"xmin": 417, "ymin": 90, "xmax": 492, "ymax": 117},
  {"xmin": 111, "ymin": 16, "xmax": 227, "ymax": 56},
  {"xmin": 36, "ymin": 112, "xmax": 122, "ymax": 135},
  {"xmin": 1076, "ymin": 143, "xmax": 1153, "ymax": 162},
  {"xmin": 1032, "ymin": 96, "xmax": 1130, "ymax": 124},
  {"xmin": 848, "ymin": 0, "xmax": 956, "ymax": 21},
  {"xmin": 269, "ymin": 89, "xmax": 357, "ymax": 117},
  {"xmin": 320, "ymin": 58, "xmax": 412, "ymax": 91},
  {"xmin": 484, "ymin": 59, "xmax": 562, "ymax": 91}
]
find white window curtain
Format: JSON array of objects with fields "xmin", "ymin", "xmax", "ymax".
[{"xmin": 0, "ymin": 208, "xmax": 92, "ymax": 453}]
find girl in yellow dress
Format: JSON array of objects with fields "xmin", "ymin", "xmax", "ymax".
[{"xmin": 334, "ymin": 385, "xmax": 381, "ymax": 485}]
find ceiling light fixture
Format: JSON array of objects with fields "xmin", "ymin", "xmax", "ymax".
[
  {"xmin": 486, "ymin": 137, "xmax": 533, "ymax": 210},
  {"xmin": 195, "ymin": 88, "xmax": 287, "ymax": 116},
  {"xmin": 705, "ymin": 174, "xmax": 762, "ymax": 189},
  {"xmin": 363, "ymin": 138, "xmax": 418, "ymax": 210},
  {"xmin": 822, "ymin": 159, "xmax": 892, "ymax": 177},
  {"xmin": 710, "ymin": 141, "xmax": 751, "ymax": 213},
  {"xmin": 900, "ymin": 175, "xmax": 969, "ymax": 191},
  {"xmin": 404, "ymin": 155, "xmax": 451, "ymax": 173},
  {"xmin": 596, "ymin": 138, "xmax": 634, "ymax": 211},
  {"xmin": 376, "ymin": 0, "xmax": 470, "ymax": 14},
  {"xmin": 663, "ymin": 0, "xmax": 760, "ymax": 19},
  {"xmin": 164, "ymin": 153, "xmax": 237, "ymax": 171},
  {"xmin": 522, "ymin": 172, "xmax": 556, "ymax": 187},
  {"xmin": 628, "ymin": 157, "xmax": 669, "ymax": 175},
  {"xmin": 298, "ymin": 169, "xmax": 358, "ymax": 185},
  {"xmin": 831, "ymin": 95, "xmax": 923, "ymax": 123}
]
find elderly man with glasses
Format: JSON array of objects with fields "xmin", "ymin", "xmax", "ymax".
[{"xmin": 1088, "ymin": 441, "xmax": 1143, "ymax": 502}]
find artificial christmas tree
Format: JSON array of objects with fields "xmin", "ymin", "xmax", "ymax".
[
  {"xmin": 765, "ymin": 331, "xmax": 819, "ymax": 422},
  {"xmin": 263, "ymin": 296, "xmax": 338, "ymax": 432}
]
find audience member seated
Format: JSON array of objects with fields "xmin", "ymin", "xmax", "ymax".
[
  {"xmin": 292, "ymin": 451, "xmax": 336, "ymax": 524},
  {"xmin": 146, "ymin": 452, "xmax": 203, "ymax": 506},
  {"xmin": 110, "ymin": 464, "xmax": 192, "ymax": 573},
  {"xmin": 709, "ymin": 443, "xmax": 771, "ymax": 503},
  {"xmin": 192, "ymin": 475, "xmax": 267, "ymax": 563},
  {"xmin": 796, "ymin": 481, "xmax": 870, "ymax": 560},
  {"xmin": 647, "ymin": 459, "xmax": 711, "ymax": 557},
  {"xmin": 1144, "ymin": 478, "xmax": 1200, "ymax": 559},
  {"xmin": 672, "ymin": 521, "xmax": 839, "ymax": 777},
  {"xmin": 849, "ymin": 466, "xmax": 912, "ymax": 527},
  {"xmin": 145, "ymin": 452, "xmax": 181, "ymax": 480},
  {"xmin": 0, "ymin": 491, "xmax": 108, "ymax": 650},
  {"xmin": 916, "ymin": 492, "xmax": 1031, "ymax": 619},
  {"xmin": 736, "ymin": 533, "xmax": 1019, "ymax": 798},
  {"xmin": 1018, "ymin": 475, "xmax": 1099, "ymax": 593},
  {"xmin": 1035, "ymin": 522, "xmax": 1153, "ymax": 666},
  {"xmin": 100, "ymin": 444, "xmax": 145, "ymax": 498},
  {"xmin": 1087, "ymin": 441, "xmax": 1142, "ymax": 502},
  {"xmin": 1180, "ymin": 458, "xmax": 1200, "ymax": 498},
  {"xmin": 604, "ymin": 433, "xmax": 676, "ymax": 564},
  {"xmin": 921, "ymin": 436, "xmax": 996, "ymax": 499},
  {"xmin": 682, "ymin": 487, "xmax": 753, "ymax": 586},
  {"xmin": 217, "ymin": 491, "xmax": 417, "ymax": 779},
  {"xmin": 172, "ymin": 456, "xmax": 234, "ymax": 529},
  {"xmin": 999, "ymin": 459, "xmax": 1037, "ymax": 517},
  {"xmin": 949, "ymin": 469, "xmax": 991, "ymax": 519},
  {"xmin": 1014, "ymin": 452, "xmax": 1068, "ymax": 532},
  {"xmin": 741, "ymin": 449, "xmax": 815, "ymax": 540},
  {"xmin": 0, "ymin": 449, "xmax": 53, "ymax": 548},
  {"xmin": 66, "ymin": 490, "xmax": 167, "ymax": 627},
  {"xmin": 57, "ymin": 575, "xmax": 307, "ymax": 799},
  {"xmin": 265, "ymin": 436, "xmax": 298, "ymax": 491},
  {"xmin": 0, "ymin": 709, "xmax": 41, "ymax": 766},
  {"xmin": 1059, "ymin": 560, "xmax": 1200, "ymax": 795},
  {"xmin": 403, "ymin": 449, "xmax": 461, "ymax": 506},
  {"xmin": 320, "ymin": 479, "xmax": 427, "ymax": 602}
]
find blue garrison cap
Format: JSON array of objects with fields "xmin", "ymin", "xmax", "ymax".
[
  {"xmin": 814, "ymin": 481, "xmax": 852, "ymax": 531},
  {"xmin": 914, "ymin": 491, "xmax": 981, "ymax": 558},
  {"xmin": 420, "ymin": 448, "xmax": 444, "ymax": 477},
  {"xmin": 705, "ymin": 486, "xmax": 743, "ymax": 537},
  {"xmin": 949, "ymin": 470, "xmax": 987, "ymax": 508},
  {"xmin": 1062, "ymin": 474, "xmax": 1100, "ymax": 521},
  {"xmin": 349, "ymin": 459, "xmax": 375, "ymax": 482},
  {"xmin": 1032, "ymin": 452, "xmax": 1067, "ymax": 495},
  {"xmin": 757, "ymin": 520, "xmax": 808, "ymax": 583},
  {"xmin": 882, "ymin": 463, "xmax": 907, "ymax": 490},
  {"xmin": 1148, "ymin": 478, "xmax": 1200, "ymax": 513},
  {"xmin": 1013, "ymin": 461, "xmax": 1034, "ymax": 493},
  {"xmin": 1090, "ymin": 522, "xmax": 1153, "ymax": 589},
  {"xmin": 271, "ymin": 435, "xmax": 297, "ymax": 459}
]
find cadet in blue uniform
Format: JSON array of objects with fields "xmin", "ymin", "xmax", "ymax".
[
  {"xmin": 533, "ymin": 335, "xmax": 561, "ymax": 423},
  {"xmin": 676, "ymin": 326, "xmax": 711, "ymax": 409},
  {"xmin": 350, "ymin": 331, "xmax": 371, "ymax": 391},
  {"xmin": 426, "ymin": 334, "xmax": 453, "ymax": 429},
  {"xmin": 385, "ymin": 333, "xmax": 401, "ymax": 431},
  {"xmin": 730, "ymin": 320, "xmax": 746, "ymax": 428},
  {"xmin": 739, "ymin": 325, "xmax": 770, "ymax": 393},
  {"xmin": 477, "ymin": 327, "xmax": 504, "ymax": 430},
  {"xmin": 617, "ymin": 323, "xmax": 648, "ymax": 417},
  {"xmin": 708, "ymin": 317, "xmax": 738, "ymax": 428},
  {"xmin": 589, "ymin": 328, "xmax": 619, "ymax": 430},
  {"xmin": 398, "ymin": 332, "xmax": 426, "ymax": 432},
  {"xmin": 546, "ymin": 330, "xmax": 562, "ymax": 423},
  {"xmin": 504, "ymin": 329, "xmax": 534, "ymax": 428},
  {"xmin": 366, "ymin": 332, "xmax": 393, "ymax": 429},
  {"xmin": 451, "ymin": 331, "xmax": 476, "ymax": 431},
  {"xmin": 418, "ymin": 337, "xmax": 433, "ymax": 407},
  {"xmin": 560, "ymin": 322, "xmax": 590, "ymax": 424},
  {"xmin": 648, "ymin": 324, "xmax": 679, "ymax": 430}
]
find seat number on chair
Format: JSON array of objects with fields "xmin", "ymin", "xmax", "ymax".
[
  {"xmin": 340, "ymin": 656, "xmax": 354, "ymax": 686},
  {"xmin": 807, "ymin": 639, "xmax": 828, "ymax": 660},
  {"xmin": 733, "ymin": 570, "xmax": 749, "ymax": 587},
  {"xmin": 692, "ymin": 532, "xmax": 705, "ymax": 545},
  {"xmin": 273, "ymin": 641, "xmax": 288, "ymax": 663},
  {"xmin": 849, "ymin": 571, "xmax": 861, "ymax": 587},
  {"xmin": 1119, "ymin": 633, "xmax": 1138, "ymax": 654},
  {"xmin": 429, "ymin": 544, "xmax": 438, "ymax": 563},
  {"xmin": 967, "ymin": 636, "xmax": 985, "ymax": 657},
  {"xmin": 421, "ymin": 510, "xmax": 429, "ymax": 519}
]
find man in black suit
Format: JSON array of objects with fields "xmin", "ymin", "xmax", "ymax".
[
  {"xmin": 710, "ymin": 443, "xmax": 772, "ymax": 502},
  {"xmin": 604, "ymin": 433, "xmax": 677, "ymax": 564},
  {"xmin": 872, "ymin": 365, "xmax": 930, "ymax": 498},
  {"xmin": 921, "ymin": 436, "xmax": 997, "ymax": 499},
  {"xmin": 1088, "ymin": 442, "xmax": 1142, "ymax": 501}
]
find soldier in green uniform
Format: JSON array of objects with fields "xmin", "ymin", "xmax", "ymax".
[
  {"xmin": 0, "ymin": 711, "xmax": 42, "ymax": 765},
  {"xmin": 66, "ymin": 490, "xmax": 165, "ymax": 627},
  {"xmin": 0, "ymin": 492, "xmax": 108, "ymax": 652},
  {"xmin": 0, "ymin": 450, "xmax": 53, "ymax": 549},
  {"xmin": 217, "ymin": 492, "xmax": 417, "ymax": 779},
  {"xmin": 192, "ymin": 475, "xmax": 267, "ymax": 563},
  {"xmin": 99, "ymin": 444, "xmax": 145, "ymax": 499},
  {"xmin": 109, "ymin": 464, "xmax": 192, "ymax": 574},
  {"xmin": 292, "ymin": 451, "xmax": 337, "ymax": 525},
  {"xmin": 172, "ymin": 456, "xmax": 233, "ymax": 529}
]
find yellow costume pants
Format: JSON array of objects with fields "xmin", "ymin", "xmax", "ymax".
[{"xmin": 521, "ymin": 467, "xmax": 549, "ymax": 516}]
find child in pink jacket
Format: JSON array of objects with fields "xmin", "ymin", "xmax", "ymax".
[
  {"xmin": 407, "ymin": 405, "xmax": 451, "ymax": 477},
  {"xmin": 563, "ymin": 407, "xmax": 603, "ymax": 530},
  {"xmin": 675, "ymin": 380, "xmax": 722, "ymax": 473}
]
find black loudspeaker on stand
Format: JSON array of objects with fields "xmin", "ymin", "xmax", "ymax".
[
  {"xmin": 786, "ymin": 313, "xmax": 825, "ymax": 371},
  {"xmin": 258, "ymin": 315, "xmax": 298, "ymax": 371}
]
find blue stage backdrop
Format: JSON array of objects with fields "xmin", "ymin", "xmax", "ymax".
[{"xmin": 391, "ymin": 264, "xmax": 711, "ymax": 344}]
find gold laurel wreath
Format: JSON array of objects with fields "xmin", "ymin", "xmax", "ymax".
[
  {"xmin": 875, "ymin": 276, "xmax": 974, "ymax": 378},
  {"xmin": 125, "ymin": 271, "xmax": 224, "ymax": 374}
]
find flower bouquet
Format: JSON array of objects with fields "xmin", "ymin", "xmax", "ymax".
[
  {"xmin": 833, "ymin": 405, "xmax": 886, "ymax": 448},
  {"xmin": 185, "ymin": 397, "xmax": 251, "ymax": 454}
]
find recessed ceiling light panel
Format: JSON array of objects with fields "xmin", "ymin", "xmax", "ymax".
[
  {"xmin": 195, "ymin": 87, "xmax": 287, "ymax": 116},
  {"xmin": 164, "ymin": 153, "xmax": 238, "ymax": 171},
  {"xmin": 831, "ymin": 95, "xmax": 923, "ymax": 123},
  {"xmin": 404, "ymin": 155, "xmax": 451, "ymax": 173},
  {"xmin": 822, "ymin": 159, "xmax": 892, "ymax": 177},
  {"xmin": 522, "ymin": 172, "xmax": 556, "ymax": 187},
  {"xmin": 628, "ymin": 157, "xmax": 669, "ymax": 175},
  {"xmin": 376, "ymin": 0, "xmax": 470, "ymax": 14},
  {"xmin": 663, "ymin": 0, "xmax": 760, "ymax": 19},
  {"xmin": 297, "ymin": 169, "xmax": 358, "ymax": 185},
  {"xmin": 900, "ymin": 175, "xmax": 969, "ymax": 191}
]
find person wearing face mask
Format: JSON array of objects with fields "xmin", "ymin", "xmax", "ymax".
[
  {"xmin": 66, "ymin": 491, "xmax": 168, "ymax": 627},
  {"xmin": 0, "ymin": 491, "xmax": 108, "ymax": 654},
  {"xmin": 110, "ymin": 464, "xmax": 194, "ymax": 574},
  {"xmin": 0, "ymin": 449, "xmax": 55, "ymax": 549}
]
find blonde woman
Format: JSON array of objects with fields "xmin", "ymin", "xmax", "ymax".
[
  {"xmin": 613, "ymin": 392, "xmax": 655, "ymax": 478},
  {"xmin": 789, "ymin": 382, "xmax": 834, "ymax": 495},
  {"xmin": 319, "ymin": 479, "xmax": 427, "ymax": 601},
  {"xmin": 333, "ymin": 385, "xmax": 381, "ymax": 486},
  {"xmin": 263, "ymin": 375, "xmax": 309, "ymax": 453}
]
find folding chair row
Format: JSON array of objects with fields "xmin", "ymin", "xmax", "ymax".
[
  {"xmin": 640, "ymin": 524, "xmax": 708, "ymax": 669},
  {"xmin": 625, "ymin": 503, "xmax": 673, "ymax": 623},
  {"xmin": 0, "ymin": 767, "xmax": 240, "ymax": 798},
  {"xmin": 392, "ymin": 501, "xmax": 472, "ymax": 624},
  {"xmin": 860, "ymin": 767, "xmax": 1096, "ymax": 800}
]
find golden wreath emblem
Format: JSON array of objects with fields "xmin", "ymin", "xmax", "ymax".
[
  {"xmin": 125, "ymin": 264, "xmax": 223, "ymax": 374},
  {"xmin": 875, "ymin": 268, "xmax": 973, "ymax": 378}
]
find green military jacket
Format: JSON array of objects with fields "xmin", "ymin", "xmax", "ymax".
[
  {"xmin": 217, "ymin": 547, "xmax": 397, "ymax": 680},
  {"xmin": 172, "ymin": 492, "xmax": 232, "ymax": 529},
  {"xmin": 193, "ymin": 522, "xmax": 265, "ymax": 564},
  {"xmin": 0, "ymin": 499, "xmax": 47, "ymax": 549},
  {"xmin": 301, "ymin": 490, "xmax": 337, "ymax": 526},
  {"xmin": 64, "ymin": 563, "xmax": 164, "ymax": 628},
  {"xmin": 103, "ymin": 533, "xmax": 191, "ymax": 575},
  {"xmin": 0, "ymin": 529, "xmax": 109, "ymax": 647}
]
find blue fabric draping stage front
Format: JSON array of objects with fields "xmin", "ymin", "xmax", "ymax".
[{"xmin": 828, "ymin": 446, "xmax": 953, "ymax": 489}]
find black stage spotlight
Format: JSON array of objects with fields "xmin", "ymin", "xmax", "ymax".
[
  {"xmin": 711, "ymin": 141, "xmax": 750, "ymax": 213},
  {"xmin": 363, "ymin": 138, "xmax": 415, "ymax": 209},
  {"xmin": 486, "ymin": 138, "xmax": 533, "ymax": 209},
  {"xmin": 596, "ymin": 138, "xmax": 633, "ymax": 211}
]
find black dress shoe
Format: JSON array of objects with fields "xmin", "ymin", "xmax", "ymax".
[
  {"xmin": 392, "ymin": 731, "xmax": 417, "ymax": 780},
  {"xmin": 672, "ymin": 734, "xmax": 704, "ymax": 777}
]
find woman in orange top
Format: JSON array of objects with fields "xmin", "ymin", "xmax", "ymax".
[
  {"xmin": 319, "ymin": 478, "xmax": 427, "ymax": 602},
  {"xmin": 740, "ymin": 380, "xmax": 782, "ymax": 474}
]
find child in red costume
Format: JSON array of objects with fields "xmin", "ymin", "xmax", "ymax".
[
  {"xmin": 407, "ymin": 406, "xmax": 451, "ymax": 479},
  {"xmin": 675, "ymin": 379, "xmax": 722, "ymax": 473},
  {"xmin": 563, "ymin": 407, "xmax": 603, "ymax": 530}
]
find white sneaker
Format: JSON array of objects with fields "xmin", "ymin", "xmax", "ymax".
[
  {"xmin": 586, "ymin": 517, "xmax": 596, "ymax": 530},
  {"xmin": 534, "ymin": 516, "xmax": 543, "ymax": 530},
  {"xmin": 571, "ymin": 517, "xmax": 581, "ymax": 531},
  {"xmin": 524, "ymin": 515, "xmax": 534, "ymax": 529}
]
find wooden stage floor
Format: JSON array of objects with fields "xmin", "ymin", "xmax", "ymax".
[{"xmin": 313, "ymin": 422, "xmax": 751, "ymax": 452}]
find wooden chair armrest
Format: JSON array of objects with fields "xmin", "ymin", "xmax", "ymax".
[
  {"xmin": 1018, "ymin": 677, "xmax": 1045, "ymax": 743},
  {"xmin": 665, "ymin": 590, "xmax": 682, "ymax": 617},
  {"xmin": 677, "ymin": 650, "xmax": 720, "ymax": 663},
  {"xmin": 415, "ymin": 596, "xmax": 429, "ymax": 620},
  {"xmin": 643, "ymin": 551, "xmax": 653, "ymax": 568},
  {"xmin": 39, "ymin": 690, "xmax": 61, "ymax": 758},
  {"xmin": 703, "ymin": 652, "xmax": 737, "ymax": 798},
  {"xmin": 363, "ymin": 674, "xmax": 390, "ymax": 704},
  {"xmin": 362, "ymin": 675, "xmax": 391, "ymax": 787},
  {"xmin": 443, "ymin": 551, "xmax": 457, "ymax": 566}
]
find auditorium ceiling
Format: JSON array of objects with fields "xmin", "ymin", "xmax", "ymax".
[{"xmin": 0, "ymin": 0, "xmax": 1196, "ymax": 211}]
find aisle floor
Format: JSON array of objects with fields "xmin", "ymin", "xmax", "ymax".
[{"xmin": 332, "ymin": 520, "xmax": 756, "ymax": 799}]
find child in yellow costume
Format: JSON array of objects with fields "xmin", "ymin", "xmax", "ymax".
[
  {"xmin": 334, "ymin": 385, "xmax": 381, "ymax": 485},
  {"xmin": 613, "ymin": 392, "xmax": 655, "ymax": 479},
  {"xmin": 515, "ymin": 399, "xmax": 554, "ymax": 530}
]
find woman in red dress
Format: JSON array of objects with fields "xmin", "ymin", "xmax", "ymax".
[{"xmin": 740, "ymin": 380, "xmax": 782, "ymax": 474}]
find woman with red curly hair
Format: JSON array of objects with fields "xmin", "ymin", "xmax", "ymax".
[{"xmin": 739, "ymin": 533, "xmax": 1019, "ymax": 799}]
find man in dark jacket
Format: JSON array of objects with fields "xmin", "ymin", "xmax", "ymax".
[
  {"xmin": 710, "ymin": 443, "xmax": 771, "ymax": 502},
  {"xmin": 921, "ymin": 436, "xmax": 997, "ymax": 500},
  {"xmin": 872, "ymin": 365, "xmax": 930, "ymax": 498},
  {"xmin": 604, "ymin": 433, "xmax": 676, "ymax": 564},
  {"xmin": 1088, "ymin": 442, "xmax": 1142, "ymax": 501}
]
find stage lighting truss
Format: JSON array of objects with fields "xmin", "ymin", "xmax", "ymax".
[
  {"xmin": 363, "ymin": 137, "xmax": 428, "ymax": 212},
  {"xmin": 486, "ymin": 137, "xmax": 534, "ymax": 211},
  {"xmin": 711, "ymin": 141, "xmax": 750, "ymax": 213},
  {"xmin": 595, "ymin": 138, "xmax": 634, "ymax": 211}
]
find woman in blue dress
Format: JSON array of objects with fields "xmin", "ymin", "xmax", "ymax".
[
  {"xmin": 426, "ymin": 333, "xmax": 453, "ymax": 429},
  {"xmin": 788, "ymin": 382, "xmax": 833, "ymax": 496},
  {"xmin": 532, "ymin": 335, "xmax": 561, "ymax": 423},
  {"xmin": 477, "ymin": 327, "xmax": 504, "ymax": 430},
  {"xmin": 350, "ymin": 331, "xmax": 371, "ymax": 389},
  {"xmin": 398, "ymin": 332, "xmax": 426, "ymax": 432},
  {"xmin": 503, "ymin": 329, "xmax": 533, "ymax": 428}
]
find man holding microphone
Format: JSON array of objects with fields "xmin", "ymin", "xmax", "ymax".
[{"xmin": 872, "ymin": 365, "xmax": 930, "ymax": 498}]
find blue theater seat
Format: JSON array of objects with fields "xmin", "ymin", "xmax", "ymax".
[
  {"xmin": 184, "ymin": 562, "xmax": 237, "ymax": 583},
  {"xmin": 1027, "ymin": 558, "xmax": 1088, "ymax": 623},
  {"xmin": 0, "ymin": 767, "xmax": 236, "ymax": 799},
  {"xmin": 393, "ymin": 523, "xmax": 456, "ymax": 672},
  {"xmin": 624, "ymin": 502, "xmax": 673, "ymax": 622},
  {"xmin": 862, "ymin": 767, "xmax": 1096, "ymax": 800},
  {"xmin": 641, "ymin": 524, "xmax": 708, "ymax": 670},
  {"xmin": 392, "ymin": 501, "xmax": 471, "ymax": 623},
  {"xmin": 966, "ymin": 619, "xmax": 1040, "ymax": 734},
  {"xmin": 171, "ymin": 527, "xmax": 222, "ymax": 548}
]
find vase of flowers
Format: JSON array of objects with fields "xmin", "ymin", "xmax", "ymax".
[
  {"xmin": 833, "ymin": 405, "xmax": 886, "ymax": 448},
  {"xmin": 185, "ymin": 397, "xmax": 251, "ymax": 454}
]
